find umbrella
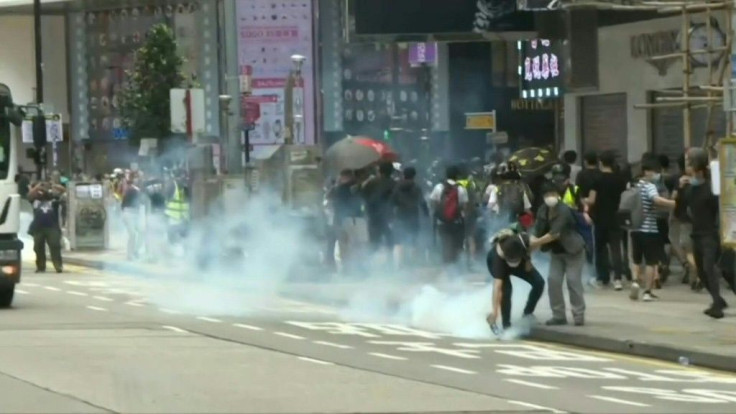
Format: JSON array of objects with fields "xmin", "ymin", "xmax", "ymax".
[
  {"xmin": 508, "ymin": 147, "xmax": 557, "ymax": 176},
  {"xmin": 324, "ymin": 136, "xmax": 398, "ymax": 172}
]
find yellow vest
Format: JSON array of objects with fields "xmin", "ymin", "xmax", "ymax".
[
  {"xmin": 165, "ymin": 182, "xmax": 189, "ymax": 223},
  {"xmin": 562, "ymin": 185, "xmax": 578, "ymax": 208}
]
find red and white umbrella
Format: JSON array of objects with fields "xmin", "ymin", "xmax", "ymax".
[{"xmin": 324, "ymin": 136, "xmax": 399, "ymax": 172}]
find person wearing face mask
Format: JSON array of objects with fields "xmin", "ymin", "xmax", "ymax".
[
  {"xmin": 682, "ymin": 148, "xmax": 735, "ymax": 318},
  {"xmin": 531, "ymin": 182, "xmax": 587, "ymax": 326},
  {"xmin": 486, "ymin": 228, "xmax": 545, "ymax": 333}
]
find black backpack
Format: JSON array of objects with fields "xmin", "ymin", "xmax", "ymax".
[{"xmin": 497, "ymin": 181, "xmax": 526, "ymax": 216}]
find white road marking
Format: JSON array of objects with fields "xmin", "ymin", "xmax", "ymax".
[
  {"xmin": 86, "ymin": 306, "xmax": 107, "ymax": 312},
  {"xmin": 369, "ymin": 352, "xmax": 407, "ymax": 361},
  {"xmin": 274, "ymin": 332, "xmax": 305, "ymax": 340},
  {"xmin": 159, "ymin": 308, "xmax": 181, "ymax": 314},
  {"xmin": 506, "ymin": 379, "xmax": 559, "ymax": 390},
  {"xmin": 43, "ymin": 286, "xmax": 61, "ymax": 291},
  {"xmin": 313, "ymin": 340, "xmax": 353, "ymax": 349},
  {"xmin": 298, "ymin": 357, "xmax": 334, "ymax": 366},
  {"xmin": 67, "ymin": 291, "xmax": 88, "ymax": 296},
  {"xmin": 162, "ymin": 325, "xmax": 188, "ymax": 334},
  {"xmin": 430, "ymin": 365, "xmax": 476, "ymax": 375},
  {"xmin": 233, "ymin": 323, "xmax": 263, "ymax": 331},
  {"xmin": 125, "ymin": 301, "xmax": 144, "ymax": 307},
  {"xmin": 507, "ymin": 400, "xmax": 567, "ymax": 413},
  {"xmin": 93, "ymin": 296, "xmax": 113, "ymax": 302},
  {"xmin": 589, "ymin": 395, "xmax": 650, "ymax": 407},
  {"xmin": 15, "ymin": 289, "xmax": 29, "ymax": 295},
  {"xmin": 196, "ymin": 316, "xmax": 222, "ymax": 323},
  {"xmin": 22, "ymin": 282, "xmax": 39, "ymax": 287}
]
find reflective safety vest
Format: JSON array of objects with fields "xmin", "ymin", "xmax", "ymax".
[
  {"xmin": 562, "ymin": 185, "xmax": 578, "ymax": 208},
  {"xmin": 165, "ymin": 182, "xmax": 190, "ymax": 223}
]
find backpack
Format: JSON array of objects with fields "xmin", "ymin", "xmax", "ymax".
[
  {"xmin": 618, "ymin": 184, "xmax": 644, "ymax": 230},
  {"xmin": 568, "ymin": 204, "xmax": 594, "ymax": 254},
  {"xmin": 438, "ymin": 182, "xmax": 462, "ymax": 223},
  {"xmin": 497, "ymin": 181, "xmax": 526, "ymax": 216}
]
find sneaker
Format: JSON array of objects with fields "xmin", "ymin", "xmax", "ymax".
[
  {"xmin": 630, "ymin": 282, "xmax": 640, "ymax": 300},
  {"xmin": 704, "ymin": 307, "xmax": 725, "ymax": 319},
  {"xmin": 613, "ymin": 280, "xmax": 623, "ymax": 291},
  {"xmin": 643, "ymin": 291, "xmax": 659, "ymax": 302}
]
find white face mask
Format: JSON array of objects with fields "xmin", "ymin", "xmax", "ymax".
[
  {"xmin": 544, "ymin": 196, "xmax": 559, "ymax": 208},
  {"xmin": 506, "ymin": 259, "xmax": 521, "ymax": 268}
]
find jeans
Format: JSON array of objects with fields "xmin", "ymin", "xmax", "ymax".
[
  {"xmin": 548, "ymin": 250, "xmax": 586, "ymax": 322},
  {"xmin": 594, "ymin": 225, "xmax": 623, "ymax": 283}
]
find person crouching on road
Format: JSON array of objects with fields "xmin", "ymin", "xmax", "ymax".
[
  {"xmin": 486, "ymin": 227, "xmax": 545, "ymax": 333},
  {"xmin": 531, "ymin": 182, "xmax": 587, "ymax": 326},
  {"xmin": 28, "ymin": 181, "xmax": 66, "ymax": 273}
]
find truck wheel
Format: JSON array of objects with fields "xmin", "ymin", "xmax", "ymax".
[{"xmin": 0, "ymin": 285, "xmax": 14, "ymax": 308}]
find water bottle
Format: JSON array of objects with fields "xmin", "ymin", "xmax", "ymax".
[{"xmin": 678, "ymin": 356, "xmax": 690, "ymax": 366}]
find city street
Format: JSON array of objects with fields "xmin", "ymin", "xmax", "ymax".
[{"xmin": 2, "ymin": 265, "xmax": 736, "ymax": 414}]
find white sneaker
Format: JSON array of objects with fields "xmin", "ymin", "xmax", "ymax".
[
  {"xmin": 629, "ymin": 282, "xmax": 640, "ymax": 300},
  {"xmin": 643, "ymin": 292, "xmax": 653, "ymax": 302},
  {"xmin": 613, "ymin": 280, "xmax": 623, "ymax": 291}
]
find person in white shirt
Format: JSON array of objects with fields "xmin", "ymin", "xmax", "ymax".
[{"xmin": 430, "ymin": 165, "xmax": 468, "ymax": 266}]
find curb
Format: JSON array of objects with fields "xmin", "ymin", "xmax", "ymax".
[
  {"xmin": 63, "ymin": 257, "xmax": 736, "ymax": 373},
  {"xmin": 527, "ymin": 327, "xmax": 736, "ymax": 373}
]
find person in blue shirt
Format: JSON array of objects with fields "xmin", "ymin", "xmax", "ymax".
[{"xmin": 28, "ymin": 181, "xmax": 66, "ymax": 273}]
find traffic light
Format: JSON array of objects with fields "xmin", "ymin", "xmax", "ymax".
[
  {"xmin": 383, "ymin": 129, "xmax": 391, "ymax": 141},
  {"xmin": 32, "ymin": 111, "xmax": 47, "ymax": 147}
]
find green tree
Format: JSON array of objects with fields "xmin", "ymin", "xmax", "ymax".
[{"xmin": 119, "ymin": 23, "xmax": 184, "ymax": 144}]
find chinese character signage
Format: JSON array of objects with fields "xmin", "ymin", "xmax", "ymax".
[
  {"xmin": 408, "ymin": 43, "xmax": 438, "ymax": 67},
  {"xmin": 236, "ymin": 0, "xmax": 315, "ymax": 145},
  {"xmin": 519, "ymin": 39, "xmax": 564, "ymax": 100}
]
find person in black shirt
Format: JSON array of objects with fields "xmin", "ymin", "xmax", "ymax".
[
  {"xmin": 682, "ymin": 148, "xmax": 732, "ymax": 319},
  {"xmin": 486, "ymin": 228, "xmax": 544, "ymax": 332},
  {"xmin": 585, "ymin": 150, "xmax": 626, "ymax": 289},
  {"xmin": 391, "ymin": 166, "xmax": 428, "ymax": 268},
  {"xmin": 121, "ymin": 176, "xmax": 142, "ymax": 260},
  {"xmin": 575, "ymin": 151, "xmax": 599, "ymax": 200},
  {"xmin": 28, "ymin": 181, "xmax": 66, "ymax": 273},
  {"xmin": 361, "ymin": 162, "xmax": 396, "ymax": 253},
  {"xmin": 330, "ymin": 169, "xmax": 367, "ymax": 273},
  {"xmin": 668, "ymin": 153, "xmax": 696, "ymax": 287}
]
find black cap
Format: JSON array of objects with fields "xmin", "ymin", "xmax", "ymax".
[{"xmin": 551, "ymin": 163, "xmax": 571, "ymax": 180}]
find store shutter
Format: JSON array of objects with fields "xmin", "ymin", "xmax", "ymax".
[
  {"xmin": 580, "ymin": 93, "xmax": 628, "ymax": 159},
  {"xmin": 651, "ymin": 91, "xmax": 726, "ymax": 162}
]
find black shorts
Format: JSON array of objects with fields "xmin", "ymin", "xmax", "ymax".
[{"xmin": 631, "ymin": 232, "xmax": 662, "ymax": 266}]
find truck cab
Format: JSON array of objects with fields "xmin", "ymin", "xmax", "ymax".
[{"xmin": 0, "ymin": 84, "xmax": 26, "ymax": 307}]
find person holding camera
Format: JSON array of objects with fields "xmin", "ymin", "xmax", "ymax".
[{"xmin": 28, "ymin": 181, "xmax": 66, "ymax": 273}]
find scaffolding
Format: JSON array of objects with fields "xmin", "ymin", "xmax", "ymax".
[{"xmin": 562, "ymin": 0, "xmax": 733, "ymax": 148}]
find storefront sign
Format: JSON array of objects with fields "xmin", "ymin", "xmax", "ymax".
[
  {"xmin": 511, "ymin": 99, "xmax": 554, "ymax": 111},
  {"xmin": 629, "ymin": 30, "xmax": 679, "ymax": 76},
  {"xmin": 408, "ymin": 43, "xmax": 438, "ymax": 67},
  {"xmin": 236, "ymin": 0, "xmax": 315, "ymax": 145},
  {"xmin": 465, "ymin": 111, "xmax": 496, "ymax": 131},
  {"xmin": 519, "ymin": 39, "xmax": 563, "ymax": 99}
]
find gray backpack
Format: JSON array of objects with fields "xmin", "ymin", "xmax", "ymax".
[{"xmin": 618, "ymin": 184, "xmax": 644, "ymax": 230}]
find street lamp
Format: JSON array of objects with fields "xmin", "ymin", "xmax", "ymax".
[
  {"xmin": 218, "ymin": 94, "xmax": 232, "ymax": 174},
  {"xmin": 285, "ymin": 54, "xmax": 306, "ymax": 145}
]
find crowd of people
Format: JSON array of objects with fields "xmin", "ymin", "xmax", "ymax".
[{"xmin": 324, "ymin": 145, "xmax": 736, "ymax": 333}]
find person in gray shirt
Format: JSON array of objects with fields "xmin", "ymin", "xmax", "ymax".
[{"xmin": 531, "ymin": 181, "xmax": 587, "ymax": 326}]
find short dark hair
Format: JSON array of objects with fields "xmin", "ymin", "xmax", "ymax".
[
  {"xmin": 542, "ymin": 180, "xmax": 561, "ymax": 196},
  {"xmin": 378, "ymin": 161, "xmax": 394, "ymax": 176},
  {"xmin": 599, "ymin": 150, "xmax": 616, "ymax": 168},
  {"xmin": 658, "ymin": 154, "xmax": 670, "ymax": 170},
  {"xmin": 446, "ymin": 165, "xmax": 460, "ymax": 181},
  {"xmin": 563, "ymin": 150, "xmax": 577, "ymax": 164},
  {"xmin": 642, "ymin": 157, "xmax": 661, "ymax": 173},
  {"xmin": 583, "ymin": 151, "xmax": 598, "ymax": 166},
  {"xmin": 403, "ymin": 166, "xmax": 416, "ymax": 180}
]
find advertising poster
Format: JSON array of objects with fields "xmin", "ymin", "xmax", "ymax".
[
  {"xmin": 719, "ymin": 139, "xmax": 736, "ymax": 247},
  {"xmin": 236, "ymin": 0, "xmax": 315, "ymax": 145}
]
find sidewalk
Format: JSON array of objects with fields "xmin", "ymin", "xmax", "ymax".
[{"xmin": 60, "ymin": 249, "xmax": 736, "ymax": 372}]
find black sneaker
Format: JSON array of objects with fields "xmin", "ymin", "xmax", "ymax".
[
  {"xmin": 35, "ymin": 269, "xmax": 45, "ymax": 273},
  {"xmin": 704, "ymin": 307, "xmax": 725, "ymax": 319},
  {"xmin": 574, "ymin": 320, "xmax": 585, "ymax": 327},
  {"xmin": 55, "ymin": 268, "xmax": 63, "ymax": 274}
]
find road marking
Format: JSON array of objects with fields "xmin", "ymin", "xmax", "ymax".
[
  {"xmin": 589, "ymin": 395, "xmax": 650, "ymax": 407},
  {"xmin": 159, "ymin": 308, "xmax": 181, "ymax": 314},
  {"xmin": 22, "ymin": 282, "xmax": 39, "ymax": 287},
  {"xmin": 506, "ymin": 379, "xmax": 558, "ymax": 390},
  {"xmin": 125, "ymin": 301, "xmax": 144, "ymax": 307},
  {"xmin": 86, "ymin": 306, "xmax": 107, "ymax": 312},
  {"xmin": 67, "ymin": 291, "xmax": 88, "ymax": 296},
  {"xmin": 15, "ymin": 289, "xmax": 29, "ymax": 295},
  {"xmin": 298, "ymin": 357, "xmax": 334, "ymax": 366},
  {"xmin": 162, "ymin": 325, "xmax": 188, "ymax": 334},
  {"xmin": 43, "ymin": 286, "xmax": 61, "ymax": 291},
  {"xmin": 93, "ymin": 296, "xmax": 113, "ymax": 302},
  {"xmin": 369, "ymin": 352, "xmax": 407, "ymax": 361},
  {"xmin": 196, "ymin": 316, "xmax": 222, "ymax": 323},
  {"xmin": 274, "ymin": 332, "xmax": 305, "ymax": 340},
  {"xmin": 233, "ymin": 323, "xmax": 263, "ymax": 331},
  {"xmin": 313, "ymin": 340, "xmax": 353, "ymax": 349},
  {"xmin": 507, "ymin": 400, "xmax": 567, "ymax": 413},
  {"xmin": 430, "ymin": 365, "xmax": 476, "ymax": 375}
]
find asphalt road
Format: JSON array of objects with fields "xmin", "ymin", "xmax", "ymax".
[{"xmin": 2, "ymin": 264, "xmax": 736, "ymax": 414}]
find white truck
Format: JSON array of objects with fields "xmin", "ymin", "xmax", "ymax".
[{"xmin": 0, "ymin": 84, "xmax": 25, "ymax": 307}]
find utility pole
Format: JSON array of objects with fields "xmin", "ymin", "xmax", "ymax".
[
  {"xmin": 33, "ymin": 0, "xmax": 47, "ymax": 181},
  {"xmin": 33, "ymin": 0, "xmax": 43, "ymax": 103}
]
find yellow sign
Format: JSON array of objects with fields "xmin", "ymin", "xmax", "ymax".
[
  {"xmin": 719, "ymin": 139, "xmax": 736, "ymax": 247},
  {"xmin": 465, "ymin": 111, "xmax": 496, "ymax": 131}
]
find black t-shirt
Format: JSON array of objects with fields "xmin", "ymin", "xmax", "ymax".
[
  {"xmin": 686, "ymin": 182, "xmax": 718, "ymax": 237},
  {"xmin": 362, "ymin": 176, "xmax": 396, "ymax": 220},
  {"xmin": 674, "ymin": 181, "xmax": 691, "ymax": 223},
  {"xmin": 33, "ymin": 197, "xmax": 61, "ymax": 229},
  {"xmin": 591, "ymin": 171, "xmax": 626, "ymax": 225},
  {"xmin": 121, "ymin": 186, "xmax": 141, "ymax": 210},
  {"xmin": 332, "ymin": 181, "xmax": 363, "ymax": 222},
  {"xmin": 576, "ymin": 168, "xmax": 600, "ymax": 199},
  {"xmin": 488, "ymin": 243, "xmax": 532, "ymax": 282}
]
